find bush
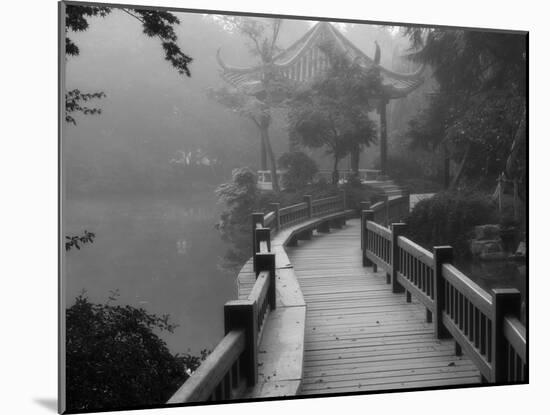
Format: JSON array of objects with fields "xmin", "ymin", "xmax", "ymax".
[
  {"xmin": 405, "ymin": 191, "xmax": 496, "ymax": 258},
  {"xmin": 375, "ymin": 153, "xmax": 443, "ymax": 193},
  {"xmin": 66, "ymin": 294, "xmax": 203, "ymax": 412},
  {"xmin": 341, "ymin": 180, "xmax": 380, "ymax": 212},
  {"xmin": 215, "ymin": 167, "xmax": 258, "ymax": 271},
  {"xmin": 278, "ymin": 151, "xmax": 318, "ymax": 191}
]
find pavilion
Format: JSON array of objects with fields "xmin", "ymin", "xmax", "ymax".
[{"xmin": 216, "ymin": 21, "xmax": 425, "ymax": 176}]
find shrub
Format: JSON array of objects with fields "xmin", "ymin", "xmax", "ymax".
[
  {"xmin": 376, "ymin": 153, "xmax": 443, "ymax": 193},
  {"xmin": 277, "ymin": 151, "xmax": 318, "ymax": 191},
  {"xmin": 66, "ymin": 294, "xmax": 203, "ymax": 412},
  {"xmin": 341, "ymin": 181, "xmax": 380, "ymax": 212},
  {"xmin": 215, "ymin": 167, "xmax": 258, "ymax": 271},
  {"xmin": 405, "ymin": 191, "xmax": 496, "ymax": 258}
]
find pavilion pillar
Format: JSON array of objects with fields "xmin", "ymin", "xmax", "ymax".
[{"xmin": 379, "ymin": 98, "xmax": 388, "ymax": 177}]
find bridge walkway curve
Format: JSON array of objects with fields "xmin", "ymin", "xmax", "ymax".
[{"xmin": 286, "ymin": 219, "xmax": 481, "ymax": 394}]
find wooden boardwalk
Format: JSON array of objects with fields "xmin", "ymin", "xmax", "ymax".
[{"xmin": 287, "ymin": 219, "xmax": 481, "ymax": 395}]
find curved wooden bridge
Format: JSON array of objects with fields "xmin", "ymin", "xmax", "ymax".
[{"xmin": 168, "ymin": 191, "xmax": 527, "ymax": 405}]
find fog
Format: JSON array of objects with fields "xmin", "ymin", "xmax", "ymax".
[
  {"xmin": 62, "ymin": 10, "xmax": 422, "ymax": 354},
  {"xmin": 63, "ymin": 11, "xmax": 418, "ymax": 196}
]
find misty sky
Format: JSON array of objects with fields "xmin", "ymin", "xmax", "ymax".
[{"xmin": 63, "ymin": 10, "xmax": 415, "ymax": 194}]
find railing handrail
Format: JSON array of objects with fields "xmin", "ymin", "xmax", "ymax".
[
  {"xmin": 442, "ymin": 263, "xmax": 493, "ymax": 316},
  {"xmin": 279, "ymin": 202, "xmax": 307, "ymax": 214},
  {"xmin": 365, "ymin": 193, "xmax": 410, "ymax": 227},
  {"xmin": 503, "ymin": 316, "xmax": 526, "ymax": 361},
  {"xmin": 397, "ymin": 235, "xmax": 434, "ymax": 267},
  {"xmin": 366, "ymin": 220, "xmax": 392, "ymax": 239},
  {"xmin": 167, "ymin": 329, "xmax": 246, "ymax": 403},
  {"xmin": 360, "ymin": 206, "xmax": 526, "ymax": 384},
  {"xmin": 311, "ymin": 195, "xmax": 339, "ymax": 205}
]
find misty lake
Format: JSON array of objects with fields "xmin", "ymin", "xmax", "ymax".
[{"xmin": 63, "ymin": 191, "xmax": 236, "ymax": 355}]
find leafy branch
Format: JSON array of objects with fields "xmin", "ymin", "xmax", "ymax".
[
  {"xmin": 65, "ymin": 230, "xmax": 95, "ymax": 251},
  {"xmin": 65, "ymin": 89, "xmax": 106, "ymax": 125},
  {"xmin": 64, "ymin": 4, "xmax": 193, "ymax": 125}
]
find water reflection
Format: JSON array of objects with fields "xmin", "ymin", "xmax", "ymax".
[
  {"xmin": 176, "ymin": 240, "xmax": 188, "ymax": 255},
  {"xmin": 63, "ymin": 193, "xmax": 235, "ymax": 355}
]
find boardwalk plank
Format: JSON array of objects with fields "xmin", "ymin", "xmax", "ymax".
[{"xmin": 287, "ymin": 219, "xmax": 480, "ymax": 395}]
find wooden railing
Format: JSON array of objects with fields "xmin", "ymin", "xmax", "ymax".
[
  {"xmin": 168, "ymin": 224, "xmax": 276, "ymax": 403},
  {"xmin": 267, "ymin": 190, "xmax": 346, "ymax": 232},
  {"xmin": 367, "ymin": 192, "xmax": 410, "ymax": 226},
  {"xmin": 360, "ymin": 207, "xmax": 527, "ymax": 384},
  {"xmin": 168, "ymin": 192, "xmax": 348, "ymax": 404},
  {"xmin": 317, "ymin": 169, "xmax": 382, "ymax": 182}
]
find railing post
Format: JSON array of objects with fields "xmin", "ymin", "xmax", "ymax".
[
  {"xmin": 384, "ymin": 194, "xmax": 390, "ymax": 226},
  {"xmin": 340, "ymin": 189, "xmax": 346, "ymax": 210},
  {"xmin": 433, "ymin": 246, "xmax": 453, "ymax": 339},
  {"xmin": 303, "ymin": 195, "xmax": 313, "ymax": 218},
  {"xmin": 253, "ymin": 227, "xmax": 271, "ymax": 275},
  {"xmin": 251, "ymin": 213, "xmax": 264, "ymax": 257},
  {"xmin": 391, "ymin": 223, "xmax": 407, "ymax": 294},
  {"xmin": 224, "ymin": 299, "xmax": 258, "ymax": 386},
  {"xmin": 256, "ymin": 252, "xmax": 277, "ymax": 310},
  {"xmin": 491, "ymin": 288, "xmax": 522, "ymax": 383},
  {"xmin": 269, "ymin": 203, "xmax": 281, "ymax": 230},
  {"xmin": 360, "ymin": 201, "xmax": 370, "ymax": 251},
  {"xmin": 362, "ymin": 210, "xmax": 374, "ymax": 267}
]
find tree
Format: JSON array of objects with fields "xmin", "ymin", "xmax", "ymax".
[
  {"xmin": 64, "ymin": 4, "xmax": 193, "ymax": 125},
  {"xmin": 215, "ymin": 167, "xmax": 259, "ymax": 271},
  {"xmin": 287, "ymin": 43, "xmax": 380, "ymax": 184},
  {"xmin": 209, "ymin": 17, "xmax": 293, "ymax": 192},
  {"xmin": 404, "ymin": 28, "xmax": 526, "ymax": 191},
  {"xmin": 278, "ymin": 151, "xmax": 318, "ymax": 190},
  {"xmin": 66, "ymin": 293, "xmax": 204, "ymax": 412}
]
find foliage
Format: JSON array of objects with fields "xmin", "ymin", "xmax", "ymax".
[
  {"xmin": 65, "ymin": 230, "xmax": 95, "ymax": 251},
  {"xmin": 287, "ymin": 42, "xmax": 380, "ymax": 184},
  {"xmin": 277, "ymin": 151, "xmax": 318, "ymax": 190},
  {"xmin": 215, "ymin": 168, "xmax": 339, "ymax": 271},
  {"xmin": 64, "ymin": 4, "xmax": 192, "ymax": 125},
  {"xmin": 209, "ymin": 17, "xmax": 296, "ymax": 192},
  {"xmin": 220, "ymin": 17, "xmax": 282, "ymax": 64},
  {"xmin": 215, "ymin": 168, "xmax": 258, "ymax": 270},
  {"xmin": 66, "ymin": 293, "xmax": 204, "ymax": 412},
  {"xmin": 206, "ymin": 86, "xmax": 270, "ymax": 122},
  {"xmin": 65, "ymin": 89, "xmax": 107, "ymax": 125},
  {"xmin": 340, "ymin": 180, "xmax": 378, "ymax": 213},
  {"xmin": 403, "ymin": 28, "xmax": 527, "ymax": 189},
  {"xmin": 215, "ymin": 167, "xmax": 258, "ymax": 227},
  {"xmin": 405, "ymin": 191, "xmax": 496, "ymax": 258},
  {"xmin": 377, "ymin": 153, "xmax": 444, "ymax": 193}
]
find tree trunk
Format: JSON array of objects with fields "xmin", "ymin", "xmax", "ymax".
[
  {"xmin": 332, "ymin": 156, "xmax": 340, "ymax": 186},
  {"xmin": 450, "ymin": 143, "xmax": 471, "ymax": 189},
  {"xmin": 505, "ymin": 105, "xmax": 526, "ymax": 180},
  {"xmin": 443, "ymin": 145, "xmax": 451, "ymax": 189},
  {"xmin": 261, "ymin": 120, "xmax": 280, "ymax": 193},
  {"xmin": 350, "ymin": 144, "xmax": 360, "ymax": 177}
]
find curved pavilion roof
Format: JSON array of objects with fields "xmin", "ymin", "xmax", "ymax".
[{"xmin": 217, "ymin": 21, "xmax": 424, "ymax": 99}]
